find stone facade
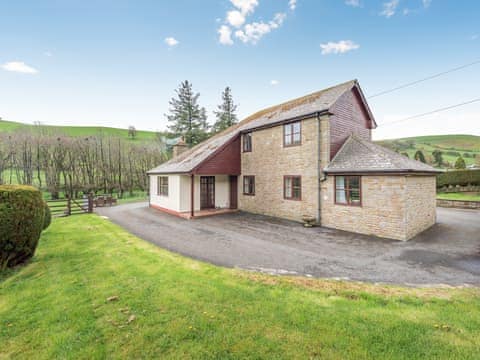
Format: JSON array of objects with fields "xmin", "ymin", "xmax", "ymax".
[
  {"xmin": 320, "ymin": 175, "xmax": 437, "ymax": 241},
  {"xmin": 239, "ymin": 116, "xmax": 322, "ymax": 222}
]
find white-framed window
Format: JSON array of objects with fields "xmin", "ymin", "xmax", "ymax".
[{"xmin": 157, "ymin": 176, "xmax": 169, "ymax": 196}]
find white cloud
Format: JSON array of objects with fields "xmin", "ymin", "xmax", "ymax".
[
  {"xmin": 230, "ymin": 0, "xmax": 258, "ymax": 15},
  {"xmin": 270, "ymin": 80, "xmax": 279, "ymax": 86},
  {"xmin": 218, "ymin": 25, "xmax": 234, "ymax": 45},
  {"xmin": 422, "ymin": 0, "xmax": 432, "ymax": 8},
  {"xmin": 471, "ymin": 34, "xmax": 479, "ymax": 40},
  {"xmin": 320, "ymin": 40, "xmax": 360, "ymax": 55},
  {"xmin": 345, "ymin": 0, "xmax": 361, "ymax": 7},
  {"xmin": 164, "ymin": 37, "xmax": 179, "ymax": 47},
  {"xmin": 289, "ymin": 0, "xmax": 297, "ymax": 10},
  {"xmin": 235, "ymin": 13, "xmax": 286, "ymax": 44},
  {"xmin": 380, "ymin": 0, "xmax": 399, "ymax": 18},
  {"xmin": 227, "ymin": 10, "xmax": 246, "ymax": 27},
  {"xmin": 1, "ymin": 61, "xmax": 38, "ymax": 74},
  {"xmin": 44, "ymin": 51, "xmax": 53, "ymax": 57}
]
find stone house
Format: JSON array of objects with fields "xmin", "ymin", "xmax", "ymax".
[{"xmin": 147, "ymin": 80, "xmax": 440, "ymax": 240}]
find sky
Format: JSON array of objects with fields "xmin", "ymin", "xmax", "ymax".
[{"xmin": 0, "ymin": 0, "xmax": 479, "ymax": 140}]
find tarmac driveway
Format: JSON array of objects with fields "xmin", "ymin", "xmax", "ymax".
[{"xmin": 97, "ymin": 203, "xmax": 480, "ymax": 286}]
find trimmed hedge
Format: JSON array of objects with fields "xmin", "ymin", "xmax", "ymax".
[
  {"xmin": 437, "ymin": 169, "xmax": 480, "ymax": 188},
  {"xmin": 0, "ymin": 185, "xmax": 45, "ymax": 269},
  {"xmin": 43, "ymin": 202, "xmax": 51, "ymax": 230}
]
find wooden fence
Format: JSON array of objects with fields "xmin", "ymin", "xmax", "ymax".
[{"xmin": 47, "ymin": 195, "xmax": 93, "ymax": 218}]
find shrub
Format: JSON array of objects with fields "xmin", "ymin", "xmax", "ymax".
[
  {"xmin": 43, "ymin": 202, "xmax": 51, "ymax": 230},
  {"xmin": 437, "ymin": 169, "xmax": 480, "ymax": 187},
  {"xmin": 0, "ymin": 185, "xmax": 45, "ymax": 270}
]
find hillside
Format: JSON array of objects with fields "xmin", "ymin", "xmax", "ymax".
[
  {"xmin": 0, "ymin": 119, "xmax": 160, "ymax": 142},
  {"xmin": 376, "ymin": 134, "xmax": 480, "ymax": 167}
]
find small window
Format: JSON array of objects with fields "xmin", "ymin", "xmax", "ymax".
[
  {"xmin": 284, "ymin": 121, "xmax": 301, "ymax": 147},
  {"xmin": 284, "ymin": 176, "xmax": 301, "ymax": 200},
  {"xmin": 243, "ymin": 133, "xmax": 252, "ymax": 152},
  {"xmin": 335, "ymin": 176, "xmax": 361, "ymax": 206},
  {"xmin": 157, "ymin": 176, "xmax": 169, "ymax": 196},
  {"xmin": 243, "ymin": 176, "xmax": 255, "ymax": 195}
]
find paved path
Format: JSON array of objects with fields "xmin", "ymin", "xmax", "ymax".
[{"xmin": 97, "ymin": 203, "xmax": 480, "ymax": 286}]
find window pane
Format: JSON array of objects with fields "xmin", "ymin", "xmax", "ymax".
[
  {"xmin": 293, "ymin": 132, "xmax": 301, "ymax": 144},
  {"xmin": 293, "ymin": 187, "xmax": 301, "ymax": 199},
  {"xmin": 284, "ymin": 124, "xmax": 292, "ymax": 135},
  {"xmin": 348, "ymin": 176, "xmax": 360, "ymax": 190},
  {"xmin": 336, "ymin": 190, "xmax": 347, "ymax": 203},
  {"xmin": 292, "ymin": 177, "xmax": 301, "ymax": 187},
  {"xmin": 350, "ymin": 190, "xmax": 360, "ymax": 203},
  {"xmin": 285, "ymin": 178, "xmax": 292, "ymax": 197},
  {"xmin": 284, "ymin": 135, "xmax": 291, "ymax": 145},
  {"xmin": 336, "ymin": 176, "xmax": 345, "ymax": 189},
  {"xmin": 293, "ymin": 122, "xmax": 300, "ymax": 133}
]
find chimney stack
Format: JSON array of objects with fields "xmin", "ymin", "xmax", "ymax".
[{"xmin": 172, "ymin": 137, "xmax": 188, "ymax": 158}]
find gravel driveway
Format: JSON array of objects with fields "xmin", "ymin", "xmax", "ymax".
[{"xmin": 97, "ymin": 203, "xmax": 480, "ymax": 286}]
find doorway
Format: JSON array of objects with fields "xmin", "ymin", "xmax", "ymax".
[{"xmin": 200, "ymin": 176, "xmax": 215, "ymax": 209}]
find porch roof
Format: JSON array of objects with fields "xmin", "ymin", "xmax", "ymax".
[{"xmin": 324, "ymin": 135, "xmax": 442, "ymax": 174}]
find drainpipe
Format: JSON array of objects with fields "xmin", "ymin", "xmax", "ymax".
[
  {"xmin": 190, "ymin": 174, "xmax": 194, "ymax": 218},
  {"xmin": 317, "ymin": 112, "xmax": 322, "ymax": 225}
]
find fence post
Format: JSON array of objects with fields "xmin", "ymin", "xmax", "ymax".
[
  {"xmin": 67, "ymin": 195, "xmax": 71, "ymax": 216},
  {"xmin": 88, "ymin": 193, "xmax": 93, "ymax": 213}
]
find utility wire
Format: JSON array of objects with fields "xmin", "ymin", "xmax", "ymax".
[
  {"xmin": 379, "ymin": 97, "xmax": 480, "ymax": 127},
  {"xmin": 368, "ymin": 59, "xmax": 480, "ymax": 99}
]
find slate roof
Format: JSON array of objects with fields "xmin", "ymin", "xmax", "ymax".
[
  {"xmin": 148, "ymin": 79, "xmax": 368, "ymax": 174},
  {"xmin": 324, "ymin": 135, "xmax": 442, "ymax": 174}
]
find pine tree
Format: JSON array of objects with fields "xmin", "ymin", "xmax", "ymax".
[
  {"xmin": 166, "ymin": 81, "xmax": 209, "ymax": 147},
  {"xmin": 213, "ymin": 87, "xmax": 238, "ymax": 133},
  {"xmin": 454, "ymin": 156, "xmax": 466, "ymax": 169},
  {"xmin": 432, "ymin": 150, "xmax": 443, "ymax": 166},
  {"xmin": 414, "ymin": 150, "xmax": 426, "ymax": 163}
]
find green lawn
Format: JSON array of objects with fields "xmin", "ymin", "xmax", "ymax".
[
  {"xmin": 1, "ymin": 215, "xmax": 479, "ymax": 359},
  {"xmin": 0, "ymin": 119, "xmax": 158, "ymax": 142},
  {"xmin": 437, "ymin": 192, "xmax": 480, "ymax": 201}
]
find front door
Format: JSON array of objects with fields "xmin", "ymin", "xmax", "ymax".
[
  {"xmin": 229, "ymin": 176, "xmax": 238, "ymax": 209},
  {"xmin": 200, "ymin": 176, "xmax": 215, "ymax": 209}
]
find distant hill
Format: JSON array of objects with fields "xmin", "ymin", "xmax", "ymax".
[
  {"xmin": 0, "ymin": 119, "xmax": 162, "ymax": 142},
  {"xmin": 376, "ymin": 134, "xmax": 480, "ymax": 168}
]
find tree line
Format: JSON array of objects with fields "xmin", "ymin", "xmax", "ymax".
[
  {"xmin": 0, "ymin": 127, "xmax": 168, "ymax": 199},
  {"xmin": 0, "ymin": 80, "xmax": 240, "ymax": 199}
]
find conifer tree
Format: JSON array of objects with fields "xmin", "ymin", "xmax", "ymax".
[
  {"xmin": 454, "ymin": 156, "xmax": 466, "ymax": 169},
  {"xmin": 414, "ymin": 150, "xmax": 426, "ymax": 163},
  {"xmin": 213, "ymin": 87, "xmax": 238, "ymax": 133},
  {"xmin": 166, "ymin": 81, "xmax": 209, "ymax": 147}
]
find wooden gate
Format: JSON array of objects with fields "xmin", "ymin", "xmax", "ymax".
[{"xmin": 47, "ymin": 195, "xmax": 93, "ymax": 217}]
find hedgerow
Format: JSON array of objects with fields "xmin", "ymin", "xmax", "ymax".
[
  {"xmin": 437, "ymin": 169, "xmax": 480, "ymax": 187},
  {"xmin": 0, "ymin": 185, "xmax": 45, "ymax": 269}
]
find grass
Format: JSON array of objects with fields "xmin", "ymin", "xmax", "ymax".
[
  {"xmin": 1, "ymin": 215, "xmax": 479, "ymax": 359},
  {"xmin": 377, "ymin": 134, "xmax": 480, "ymax": 168},
  {"xmin": 0, "ymin": 119, "xmax": 159, "ymax": 142},
  {"xmin": 437, "ymin": 192, "xmax": 480, "ymax": 201}
]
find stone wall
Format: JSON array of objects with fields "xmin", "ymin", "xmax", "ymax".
[
  {"xmin": 239, "ymin": 116, "xmax": 321, "ymax": 222},
  {"xmin": 320, "ymin": 175, "xmax": 408, "ymax": 240},
  {"xmin": 405, "ymin": 176, "xmax": 437, "ymax": 239},
  {"xmin": 321, "ymin": 175, "xmax": 437, "ymax": 241},
  {"xmin": 437, "ymin": 199, "xmax": 480, "ymax": 209}
]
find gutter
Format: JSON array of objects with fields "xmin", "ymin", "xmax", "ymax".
[{"xmin": 240, "ymin": 110, "xmax": 332, "ymax": 134}]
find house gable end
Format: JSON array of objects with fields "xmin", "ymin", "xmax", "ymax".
[{"xmin": 193, "ymin": 134, "xmax": 241, "ymax": 175}]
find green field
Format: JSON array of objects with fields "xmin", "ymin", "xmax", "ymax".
[
  {"xmin": 377, "ymin": 134, "xmax": 480, "ymax": 168},
  {"xmin": 1, "ymin": 215, "xmax": 479, "ymax": 359},
  {"xmin": 437, "ymin": 192, "xmax": 480, "ymax": 201},
  {"xmin": 0, "ymin": 119, "xmax": 159, "ymax": 142}
]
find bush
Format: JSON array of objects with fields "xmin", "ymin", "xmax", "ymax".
[
  {"xmin": 437, "ymin": 169, "xmax": 480, "ymax": 187},
  {"xmin": 43, "ymin": 202, "xmax": 51, "ymax": 230},
  {"xmin": 0, "ymin": 185, "xmax": 45, "ymax": 270}
]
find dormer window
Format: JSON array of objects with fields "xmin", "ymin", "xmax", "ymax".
[
  {"xmin": 243, "ymin": 132, "xmax": 252, "ymax": 152},
  {"xmin": 284, "ymin": 121, "xmax": 301, "ymax": 147}
]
